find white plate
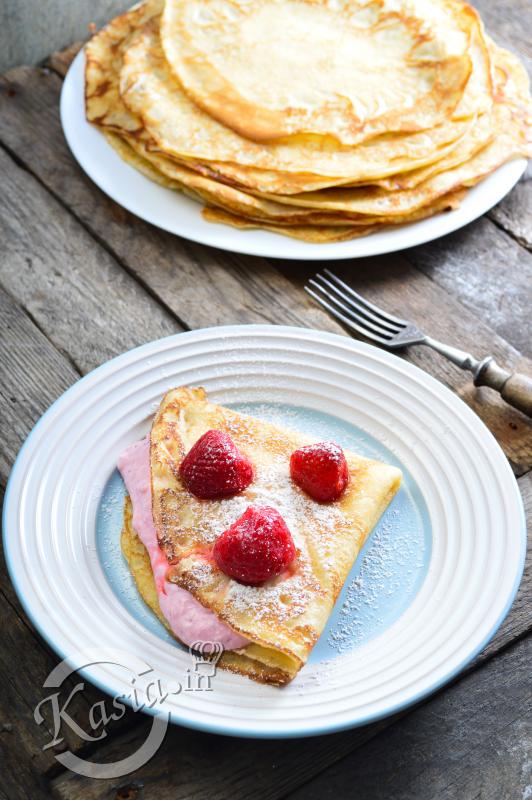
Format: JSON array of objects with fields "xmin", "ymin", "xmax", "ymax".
[
  {"xmin": 3, "ymin": 326, "xmax": 525, "ymax": 737},
  {"xmin": 60, "ymin": 49, "xmax": 527, "ymax": 261}
]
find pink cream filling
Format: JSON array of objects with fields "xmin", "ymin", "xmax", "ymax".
[{"xmin": 117, "ymin": 437, "xmax": 249, "ymax": 650}]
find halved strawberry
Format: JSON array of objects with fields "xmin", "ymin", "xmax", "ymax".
[
  {"xmin": 290, "ymin": 442, "xmax": 349, "ymax": 502},
  {"xmin": 179, "ymin": 429, "xmax": 253, "ymax": 500},
  {"xmin": 213, "ymin": 506, "xmax": 296, "ymax": 586}
]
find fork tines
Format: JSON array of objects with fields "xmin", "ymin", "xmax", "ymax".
[{"xmin": 305, "ymin": 270, "xmax": 408, "ymax": 346}]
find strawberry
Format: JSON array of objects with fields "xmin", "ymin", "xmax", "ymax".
[
  {"xmin": 179, "ymin": 429, "xmax": 254, "ymax": 500},
  {"xmin": 213, "ymin": 506, "xmax": 296, "ymax": 586},
  {"xmin": 290, "ymin": 442, "xmax": 349, "ymax": 502}
]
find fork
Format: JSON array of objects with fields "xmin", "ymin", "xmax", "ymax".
[{"xmin": 306, "ymin": 270, "xmax": 532, "ymax": 418}]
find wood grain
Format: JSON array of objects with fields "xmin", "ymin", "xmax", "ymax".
[
  {"xmin": 0, "ymin": 286, "xmax": 77, "ymax": 481},
  {"xmin": 0, "ymin": 139, "xmax": 177, "ymax": 774},
  {"xmin": 406, "ymin": 215, "xmax": 532, "ymax": 358},
  {"xmin": 470, "ymin": 0, "xmax": 532, "ymax": 251},
  {"xmin": 0, "ymin": 0, "xmax": 123, "ymax": 74},
  {"xmin": 0, "ymin": 66, "xmax": 531, "ymax": 470},
  {"xmin": 0, "ymin": 476, "xmax": 74, "ymax": 790},
  {"xmin": 49, "ymin": 717, "xmax": 401, "ymax": 800},
  {"xmin": 0, "ymin": 146, "xmax": 179, "ymax": 375},
  {"xmin": 469, "ymin": 472, "xmax": 531, "ymax": 662},
  {"xmin": 1, "ymin": 235, "xmax": 528, "ymax": 799},
  {"xmin": 286, "ymin": 634, "xmax": 532, "ymax": 800},
  {"xmin": 489, "ymin": 163, "xmax": 532, "ymax": 252},
  {"xmin": 0, "ymin": 68, "xmax": 334, "ymax": 334},
  {"xmin": 0, "ymin": 290, "xmax": 142, "ymax": 784}
]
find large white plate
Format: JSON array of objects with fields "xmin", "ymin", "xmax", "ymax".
[
  {"xmin": 60, "ymin": 49, "xmax": 527, "ymax": 261},
  {"xmin": 4, "ymin": 326, "xmax": 525, "ymax": 737}
]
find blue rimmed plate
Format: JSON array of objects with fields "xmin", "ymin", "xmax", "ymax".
[{"xmin": 3, "ymin": 325, "xmax": 525, "ymax": 737}]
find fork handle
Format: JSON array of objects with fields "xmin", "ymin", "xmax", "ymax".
[{"xmin": 473, "ymin": 358, "xmax": 532, "ymax": 418}]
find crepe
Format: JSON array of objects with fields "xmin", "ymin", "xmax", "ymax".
[
  {"xmin": 201, "ymin": 207, "xmax": 380, "ymax": 242},
  {"xmin": 200, "ymin": 189, "xmax": 465, "ymax": 242},
  {"xmin": 105, "ymin": 129, "xmax": 465, "ymax": 233},
  {"xmin": 160, "ymin": 0, "xmax": 472, "ymax": 145},
  {"xmin": 85, "ymin": 0, "xmax": 161, "ymax": 133},
  {"xmin": 85, "ymin": 0, "xmax": 532, "ymax": 240},
  {"xmin": 119, "ymin": 20, "xmax": 477, "ymax": 183},
  {"xmin": 121, "ymin": 387, "xmax": 402, "ymax": 684},
  {"xmin": 85, "ymin": 1, "xmax": 489, "ymax": 190},
  {"xmin": 120, "ymin": 25, "xmax": 530, "ymax": 212}
]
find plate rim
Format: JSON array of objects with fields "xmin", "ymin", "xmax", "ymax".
[
  {"xmin": 3, "ymin": 324, "xmax": 526, "ymax": 738},
  {"xmin": 60, "ymin": 48, "xmax": 528, "ymax": 262}
]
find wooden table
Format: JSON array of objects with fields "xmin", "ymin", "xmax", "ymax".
[{"xmin": 0, "ymin": 2, "xmax": 531, "ymax": 796}]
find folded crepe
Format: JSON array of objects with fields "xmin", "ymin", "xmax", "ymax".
[{"xmin": 121, "ymin": 387, "xmax": 402, "ymax": 684}]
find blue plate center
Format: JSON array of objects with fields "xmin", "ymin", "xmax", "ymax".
[{"xmin": 97, "ymin": 402, "xmax": 431, "ymax": 663}]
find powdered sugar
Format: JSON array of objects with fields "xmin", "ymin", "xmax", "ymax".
[
  {"xmin": 327, "ymin": 507, "xmax": 427, "ymax": 652},
  {"xmin": 228, "ymin": 575, "xmax": 312, "ymax": 623},
  {"xmin": 291, "ymin": 658, "xmax": 345, "ymax": 692},
  {"xmin": 189, "ymin": 456, "xmax": 345, "ymax": 557},
  {"xmin": 180, "ymin": 454, "xmax": 346, "ymax": 621}
]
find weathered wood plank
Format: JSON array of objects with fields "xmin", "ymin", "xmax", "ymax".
[
  {"xmin": 0, "ymin": 700, "xmax": 53, "ymax": 800},
  {"xmin": 47, "ymin": 637, "xmax": 532, "ymax": 800},
  {"xmin": 0, "ymin": 479, "xmax": 68, "ymax": 795},
  {"xmin": 0, "ymin": 142, "xmax": 174, "ymax": 759},
  {"xmin": 489, "ymin": 162, "xmax": 532, "ymax": 252},
  {"xmin": 0, "ymin": 0, "xmax": 124, "ymax": 74},
  {"xmin": 0, "ymin": 290, "xmax": 142, "ymax": 785},
  {"xmin": 0, "ymin": 65, "xmax": 531, "ymax": 472},
  {"xmin": 474, "ymin": 472, "xmax": 531, "ymax": 662},
  {"xmin": 470, "ymin": 0, "xmax": 532, "ymax": 251},
  {"xmin": 48, "ymin": 715, "xmax": 393, "ymax": 800},
  {"xmin": 46, "ymin": 19, "xmax": 532, "ymax": 343},
  {"xmin": 0, "ymin": 147, "xmax": 179, "ymax": 375},
  {"xmin": 1, "ymin": 254, "xmax": 528, "ymax": 799},
  {"xmin": 0, "ymin": 67, "xmax": 332, "ymax": 333},
  {"xmin": 0, "ymin": 127, "xmax": 398, "ymax": 799},
  {"xmin": 0, "ymin": 287, "xmax": 78, "ymax": 481},
  {"xmin": 2, "ymin": 298, "xmax": 527, "ymax": 800},
  {"xmin": 287, "ymin": 633, "xmax": 532, "ymax": 800},
  {"xmin": 0, "ymin": 558, "xmax": 94, "ymax": 776},
  {"xmin": 406, "ymin": 215, "xmax": 532, "ymax": 358},
  {"xmin": 47, "ymin": 470, "xmax": 531, "ymax": 800},
  {"xmin": 0, "ymin": 139, "xmax": 179, "ymax": 780}
]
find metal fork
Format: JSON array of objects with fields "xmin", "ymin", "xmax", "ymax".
[{"xmin": 306, "ymin": 269, "xmax": 532, "ymax": 418}]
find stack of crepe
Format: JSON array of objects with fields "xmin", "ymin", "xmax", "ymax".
[{"xmin": 85, "ymin": 0, "xmax": 532, "ymax": 243}]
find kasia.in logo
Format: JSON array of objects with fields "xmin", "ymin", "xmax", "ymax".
[{"xmin": 34, "ymin": 643, "xmax": 223, "ymax": 779}]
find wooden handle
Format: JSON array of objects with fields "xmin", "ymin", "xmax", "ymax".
[
  {"xmin": 474, "ymin": 358, "xmax": 532, "ymax": 418},
  {"xmin": 500, "ymin": 373, "xmax": 532, "ymax": 418}
]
